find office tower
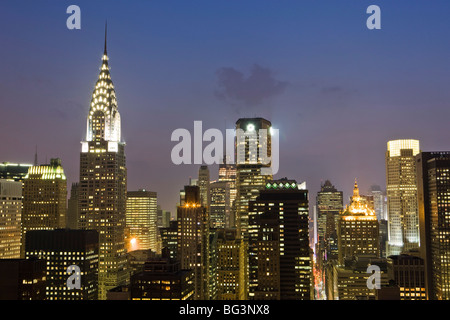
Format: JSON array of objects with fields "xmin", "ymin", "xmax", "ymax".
[
  {"xmin": 177, "ymin": 185, "xmax": 209, "ymax": 300},
  {"xmin": 198, "ymin": 166, "xmax": 210, "ymax": 208},
  {"xmin": 130, "ymin": 254, "xmax": 194, "ymax": 300},
  {"xmin": 388, "ymin": 252, "xmax": 426, "ymax": 300},
  {"xmin": 216, "ymin": 228, "xmax": 245, "ymax": 300},
  {"xmin": 0, "ymin": 180, "xmax": 22, "ymax": 259},
  {"xmin": 235, "ymin": 118, "xmax": 273, "ymax": 239},
  {"xmin": 157, "ymin": 205, "xmax": 171, "ymax": 229},
  {"xmin": 209, "ymin": 181, "xmax": 230, "ymax": 229},
  {"xmin": 22, "ymin": 158, "xmax": 67, "ymax": 256},
  {"xmin": 79, "ymin": 29, "xmax": 128, "ymax": 299},
  {"xmin": 0, "ymin": 162, "xmax": 32, "ymax": 182},
  {"xmin": 160, "ymin": 220, "xmax": 178, "ymax": 260},
  {"xmin": 416, "ymin": 151, "xmax": 450, "ymax": 300},
  {"xmin": 218, "ymin": 157, "xmax": 237, "ymax": 228},
  {"xmin": 316, "ymin": 180, "xmax": 343, "ymax": 261},
  {"xmin": 327, "ymin": 256, "xmax": 392, "ymax": 300},
  {"xmin": 386, "ymin": 139, "xmax": 420, "ymax": 256},
  {"xmin": 25, "ymin": 229, "xmax": 99, "ymax": 300},
  {"xmin": 338, "ymin": 181, "xmax": 379, "ymax": 265},
  {"xmin": 248, "ymin": 179, "xmax": 311, "ymax": 300},
  {"xmin": 0, "ymin": 258, "xmax": 46, "ymax": 300},
  {"xmin": 369, "ymin": 185, "xmax": 386, "ymax": 221},
  {"xmin": 126, "ymin": 190, "xmax": 158, "ymax": 253},
  {"xmin": 67, "ymin": 183, "xmax": 80, "ymax": 230}
]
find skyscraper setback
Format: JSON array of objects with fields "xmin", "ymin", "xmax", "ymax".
[{"xmin": 78, "ymin": 29, "xmax": 128, "ymax": 299}]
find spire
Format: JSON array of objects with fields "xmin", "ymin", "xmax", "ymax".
[
  {"xmin": 104, "ymin": 21, "xmax": 107, "ymax": 55},
  {"xmin": 85, "ymin": 25, "xmax": 121, "ymax": 143},
  {"xmin": 353, "ymin": 178, "xmax": 359, "ymax": 198}
]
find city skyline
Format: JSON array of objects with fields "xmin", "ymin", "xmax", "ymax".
[{"xmin": 2, "ymin": 1, "xmax": 450, "ymax": 213}]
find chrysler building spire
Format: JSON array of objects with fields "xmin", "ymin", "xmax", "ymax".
[{"xmin": 85, "ymin": 24, "xmax": 121, "ymax": 143}]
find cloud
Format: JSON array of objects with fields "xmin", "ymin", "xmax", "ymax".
[{"xmin": 215, "ymin": 64, "xmax": 288, "ymax": 106}]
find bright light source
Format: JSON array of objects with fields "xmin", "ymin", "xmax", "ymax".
[{"xmin": 246, "ymin": 123, "xmax": 255, "ymax": 132}]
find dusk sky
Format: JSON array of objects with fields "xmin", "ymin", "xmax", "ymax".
[{"xmin": 1, "ymin": 1, "xmax": 450, "ymax": 213}]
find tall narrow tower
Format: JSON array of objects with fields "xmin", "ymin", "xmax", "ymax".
[
  {"xmin": 386, "ymin": 139, "xmax": 420, "ymax": 256},
  {"xmin": 79, "ymin": 26, "xmax": 128, "ymax": 299}
]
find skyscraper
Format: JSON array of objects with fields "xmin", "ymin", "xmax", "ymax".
[
  {"xmin": 22, "ymin": 158, "xmax": 67, "ymax": 256},
  {"xmin": 198, "ymin": 166, "xmax": 210, "ymax": 208},
  {"xmin": 316, "ymin": 180, "xmax": 343, "ymax": 261},
  {"xmin": 248, "ymin": 179, "xmax": 312, "ymax": 300},
  {"xmin": 216, "ymin": 228, "xmax": 246, "ymax": 300},
  {"xmin": 235, "ymin": 118, "xmax": 273, "ymax": 239},
  {"xmin": 177, "ymin": 185, "xmax": 209, "ymax": 300},
  {"xmin": 416, "ymin": 151, "xmax": 450, "ymax": 300},
  {"xmin": 126, "ymin": 190, "xmax": 158, "ymax": 253},
  {"xmin": 338, "ymin": 180, "xmax": 379, "ymax": 265},
  {"xmin": 0, "ymin": 180, "xmax": 22, "ymax": 259},
  {"xmin": 209, "ymin": 181, "xmax": 230, "ymax": 229},
  {"xmin": 79, "ymin": 28, "xmax": 128, "ymax": 299},
  {"xmin": 386, "ymin": 139, "xmax": 420, "ymax": 256},
  {"xmin": 218, "ymin": 156, "xmax": 237, "ymax": 228},
  {"xmin": 25, "ymin": 229, "xmax": 99, "ymax": 300}
]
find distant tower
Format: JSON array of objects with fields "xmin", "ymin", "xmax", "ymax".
[
  {"xmin": 338, "ymin": 180, "xmax": 379, "ymax": 265},
  {"xmin": 198, "ymin": 165, "xmax": 210, "ymax": 208},
  {"xmin": 79, "ymin": 25, "xmax": 128, "ymax": 299},
  {"xmin": 386, "ymin": 139, "xmax": 420, "ymax": 256}
]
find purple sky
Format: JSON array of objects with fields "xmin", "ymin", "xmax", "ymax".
[{"xmin": 1, "ymin": 1, "xmax": 450, "ymax": 213}]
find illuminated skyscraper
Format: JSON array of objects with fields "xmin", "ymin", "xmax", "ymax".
[
  {"xmin": 209, "ymin": 181, "xmax": 230, "ymax": 229},
  {"xmin": 248, "ymin": 179, "xmax": 311, "ymax": 300},
  {"xmin": 386, "ymin": 139, "xmax": 420, "ymax": 256},
  {"xmin": 338, "ymin": 180, "xmax": 379, "ymax": 265},
  {"xmin": 416, "ymin": 151, "xmax": 450, "ymax": 300},
  {"xmin": 25, "ymin": 229, "xmax": 99, "ymax": 300},
  {"xmin": 316, "ymin": 180, "xmax": 343, "ymax": 261},
  {"xmin": 22, "ymin": 158, "xmax": 67, "ymax": 256},
  {"xmin": 235, "ymin": 118, "xmax": 273, "ymax": 239},
  {"xmin": 0, "ymin": 180, "xmax": 22, "ymax": 259},
  {"xmin": 177, "ymin": 186, "xmax": 209, "ymax": 300},
  {"xmin": 126, "ymin": 190, "xmax": 158, "ymax": 253},
  {"xmin": 218, "ymin": 156, "xmax": 237, "ymax": 228},
  {"xmin": 198, "ymin": 166, "xmax": 210, "ymax": 208},
  {"xmin": 79, "ymin": 28, "xmax": 128, "ymax": 299}
]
